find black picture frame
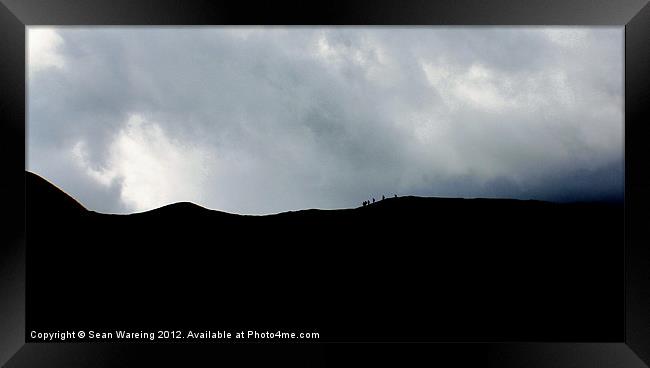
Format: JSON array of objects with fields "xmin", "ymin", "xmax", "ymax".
[{"xmin": 1, "ymin": 0, "xmax": 649, "ymax": 366}]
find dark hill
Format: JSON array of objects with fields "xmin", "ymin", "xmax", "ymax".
[
  {"xmin": 26, "ymin": 171, "xmax": 86, "ymax": 216},
  {"xmin": 25, "ymin": 171, "xmax": 623, "ymax": 342}
]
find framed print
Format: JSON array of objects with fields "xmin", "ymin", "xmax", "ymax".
[{"xmin": 1, "ymin": 0, "xmax": 649, "ymax": 366}]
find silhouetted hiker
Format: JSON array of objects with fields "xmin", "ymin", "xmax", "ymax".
[
  {"xmin": 362, "ymin": 201, "xmax": 367, "ymax": 207},
  {"xmin": 394, "ymin": 194, "xmax": 397, "ymax": 198},
  {"xmin": 382, "ymin": 195, "xmax": 385, "ymax": 201},
  {"xmin": 372, "ymin": 198, "xmax": 375, "ymax": 203}
]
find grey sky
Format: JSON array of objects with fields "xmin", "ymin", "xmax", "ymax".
[{"xmin": 27, "ymin": 27, "xmax": 624, "ymax": 214}]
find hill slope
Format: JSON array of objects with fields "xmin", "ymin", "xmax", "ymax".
[
  {"xmin": 26, "ymin": 171, "xmax": 86, "ymax": 216},
  {"xmin": 25, "ymin": 171, "xmax": 623, "ymax": 342}
]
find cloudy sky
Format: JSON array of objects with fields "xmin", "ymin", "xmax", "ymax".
[{"xmin": 27, "ymin": 27, "xmax": 623, "ymax": 214}]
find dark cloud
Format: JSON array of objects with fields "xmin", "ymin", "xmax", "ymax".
[{"xmin": 27, "ymin": 27, "xmax": 623, "ymax": 214}]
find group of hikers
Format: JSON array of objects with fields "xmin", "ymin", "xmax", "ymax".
[{"xmin": 362, "ymin": 194, "xmax": 397, "ymax": 207}]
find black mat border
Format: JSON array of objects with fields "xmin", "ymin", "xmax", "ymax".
[{"xmin": 1, "ymin": 0, "xmax": 648, "ymax": 366}]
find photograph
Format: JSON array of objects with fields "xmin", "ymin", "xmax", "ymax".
[{"xmin": 25, "ymin": 26, "xmax": 624, "ymax": 342}]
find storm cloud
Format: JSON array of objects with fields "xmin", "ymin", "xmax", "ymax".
[{"xmin": 27, "ymin": 27, "xmax": 623, "ymax": 214}]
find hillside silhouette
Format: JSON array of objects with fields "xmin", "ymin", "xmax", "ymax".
[{"xmin": 26, "ymin": 171, "xmax": 623, "ymax": 342}]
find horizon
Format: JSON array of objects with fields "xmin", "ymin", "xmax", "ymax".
[
  {"xmin": 26, "ymin": 170, "xmax": 623, "ymax": 217},
  {"xmin": 27, "ymin": 27, "xmax": 624, "ymax": 215}
]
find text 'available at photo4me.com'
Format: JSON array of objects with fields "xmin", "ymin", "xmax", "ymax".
[{"xmin": 30, "ymin": 329, "xmax": 321, "ymax": 342}]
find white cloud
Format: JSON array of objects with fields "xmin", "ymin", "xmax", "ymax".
[
  {"xmin": 422, "ymin": 62, "xmax": 512, "ymax": 112},
  {"xmin": 312, "ymin": 31, "xmax": 388, "ymax": 81},
  {"xmin": 543, "ymin": 28, "xmax": 590, "ymax": 48},
  {"xmin": 72, "ymin": 114, "xmax": 211, "ymax": 212},
  {"xmin": 28, "ymin": 28, "xmax": 66, "ymax": 74}
]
